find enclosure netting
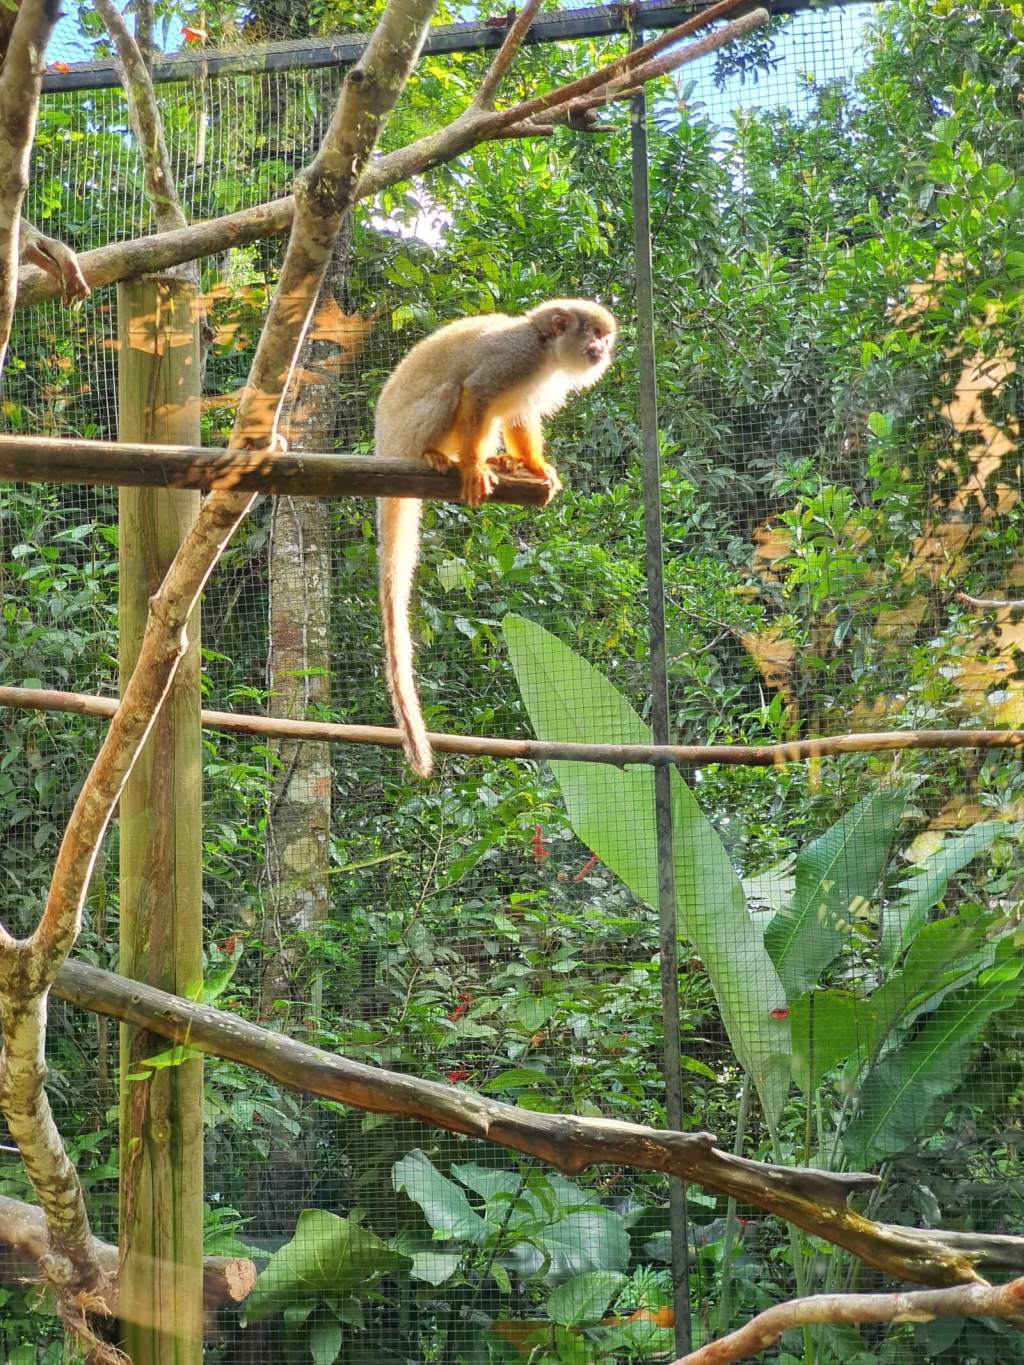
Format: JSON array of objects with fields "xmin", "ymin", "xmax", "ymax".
[{"xmin": 1, "ymin": 1, "xmax": 1023, "ymax": 1361}]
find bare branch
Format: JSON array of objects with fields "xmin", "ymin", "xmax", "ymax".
[
  {"xmin": 676, "ymin": 1278, "xmax": 1024, "ymax": 1364},
  {"xmin": 15, "ymin": 0, "xmax": 767, "ymax": 310},
  {"xmin": 957, "ymin": 590, "xmax": 1024, "ymax": 610},
  {"xmin": 132, "ymin": 0, "xmax": 156, "ymax": 70},
  {"xmin": 474, "ymin": 0, "xmax": 544, "ymax": 109},
  {"xmin": 0, "ymin": 0, "xmax": 61, "ymax": 368},
  {"xmin": 94, "ymin": 0, "xmax": 188, "ymax": 232},
  {"xmin": 6, "ymin": 683, "xmax": 1024, "ymax": 770},
  {"xmin": 52, "ymin": 956, "xmax": 1020, "ymax": 1289}
]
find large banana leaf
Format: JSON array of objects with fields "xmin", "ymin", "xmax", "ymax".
[
  {"xmin": 880, "ymin": 822, "xmax": 1010, "ymax": 967},
  {"xmin": 789, "ymin": 918, "xmax": 992, "ymax": 1093},
  {"xmin": 765, "ymin": 785, "xmax": 909, "ymax": 999},
  {"xmin": 503, "ymin": 615, "xmax": 790, "ymax": 1125},
  {"xmin": 843, "ymin": 945, "xmax": 1024, "ymax": 1164}
]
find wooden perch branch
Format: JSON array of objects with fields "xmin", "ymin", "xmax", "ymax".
[
  {"xmin": 4, "ymin": 684, "xmax": 1024, "ymax": 770},
  {"xmin": 15, "ymin": 0, "xmax": 767, "ymax": 309},
  {"xmin": 50, "ymin": 957, "xmax": 1024, "ymax": 1289},
  {"xmin": 676, "ymin": 1278, "xmax": 1024, "ymax": 1364},
  {"xmin": 0, "ymin": 1194, "xmax": 255, "ymax": 1315},
  {"xmin": 0, "ymin": 434, "xmax": 553, "ymax": 504}
]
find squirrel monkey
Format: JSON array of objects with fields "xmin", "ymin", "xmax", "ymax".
[{"xmin": 376, "ymin": 298, "xmax": 618, "ymax": 779}]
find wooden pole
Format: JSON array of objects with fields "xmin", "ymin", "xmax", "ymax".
[
  {"xmin": 116, "ymin": 276, "xmax": 204, "ymax": 1364},
  {"xmin": 0, "ymin": 433, "xmax": 552, "ymax": 504}
]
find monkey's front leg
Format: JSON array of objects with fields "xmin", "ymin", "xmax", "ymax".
[
  {"xmin": 501, "ymin": 418, "xmax": 563, "ymax": 504},
  {"xmin": 451, "ymin": 388, "xmax": 499, "ymax": 507}
]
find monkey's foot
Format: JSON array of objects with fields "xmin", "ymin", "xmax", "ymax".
[
  {"xmin": 529, "ymin": 461, "xmax": 563, "ymax": 503},
  {"xmin": 460, "ymin": 464, "xmax": 498, "ymax": 507},
  {"xmin": 422, "ymin": 448, "xmax": 453, "ymax": 474},
  {"xmin": 487, "ymin": 453, "xmax": 520, "ymax": 474}
]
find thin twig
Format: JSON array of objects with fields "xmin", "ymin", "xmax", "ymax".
[
  {"xmin": 474, "ymin": 0, "xmax": 544, "ymax": 108},
  {"xmin": 675, "ymin": 1277, "xmax": 1024, "ymax": 1364}
]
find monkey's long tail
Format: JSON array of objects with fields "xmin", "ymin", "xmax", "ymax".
[{"xmin": 377, "ymin": 495, "xmax": 433, "ymax": 779}]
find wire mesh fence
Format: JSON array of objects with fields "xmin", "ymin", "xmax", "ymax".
[{"xmin": 2, "ymin": 2, "xmax": 1023, "ymax": 1361}]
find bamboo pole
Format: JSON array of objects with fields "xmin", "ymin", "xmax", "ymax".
[
  {"xmin": 2, "ymin": 683, "xmax": 1024, "ymax": 768},
  {"xmin": 116, "ymin": 277, "xmax": 204, "ymax": 1364}
]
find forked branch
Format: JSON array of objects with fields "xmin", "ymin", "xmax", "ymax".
[{"xmin": 17, "ymin": 0, "xmax": 770, "ymax": 307}]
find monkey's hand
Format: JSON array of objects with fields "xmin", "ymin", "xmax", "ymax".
[{"xmin": 460, "ymin": 462, "xmax": 499, "ymax": 508}]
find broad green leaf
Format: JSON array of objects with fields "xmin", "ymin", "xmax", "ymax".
[
  {"xmin": 537, "ymin": 1212, "xmax": 630, "ymax": 1281},
  {"xmin": 547, "ymin": 1270, "xmax": 628, "ymax": 1326},
  {"xmin": 393, "ymin": 1150, "xmax": 487, "ymax": 1243},
  {"xmin": 844, "ymin": 951, "xmax": 1024, "ymax": 1163},
  {"xmin": 789, "ymin": 990, "xmax": 872, "ymax": 1092},
  {"xmin": 409, "ymin": 1250, "xmax": 463, "ymax": 1285},
  {"xmin": 503, "ymin": 615, "xmax": 790, "ymax": 1124},
  {"xmin": 245, "ymin": 1210, "xmax": 408, "ymax": 1323},
  {"xmin": 766, "ymin": 786, "xmax": 909, "ymax": 998},
  {"xmin": 880, "ymin": 822, "xmax": 1009, "ymax": 966},
  {"xmin": 309, "ymin": 1321, "xmax": 344, "ymax": 1365}
]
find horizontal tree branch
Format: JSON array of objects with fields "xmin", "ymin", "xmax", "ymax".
[
  {"xmin": 956, "ymin": 591, "xmax": 1024, "ymax": 611},
  {"xmin": 0, "ymin": 434, "xmax": 551, "ymax": 505},
  {"xmin": 3, "ymin": 684, "xmax": 1024, "ymax": 769},
  {"xmin": 0, "ymin": 1194, "xmax": 255, "ymax": 1315},
  {"xmin": 676, "ymin": 1277, "xmax": 1024, "ymax": 1364},
  {"xmin": 49, "ymin": 958, "xmax": 1024, "ymax": 1288}
]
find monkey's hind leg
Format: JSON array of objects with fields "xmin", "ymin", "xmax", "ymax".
[
  {"xmin": 502, "ymin": 417, "xmax": 562, "ymax": 503},
  {"xmin": 451, "ymin": 387, "xmax": 499, "ymax": 507}
]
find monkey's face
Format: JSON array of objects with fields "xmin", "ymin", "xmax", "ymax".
[{"xmin": 560, "ymin": 306, "xmax": 617, "ymax": 379}]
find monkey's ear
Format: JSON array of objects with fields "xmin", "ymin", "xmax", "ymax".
[{"xmin": 548, "ymin": 308, "xmax": 572, "ymax": 337}]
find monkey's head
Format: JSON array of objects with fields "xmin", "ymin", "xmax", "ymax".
[{"xmin": 531, "ymin": 299, "xmax": 618, "ymax": 383}]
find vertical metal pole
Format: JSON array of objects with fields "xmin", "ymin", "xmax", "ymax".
[{"xmin": 630, "ymin": 36, "xmax": 692, "ymax": 1358}]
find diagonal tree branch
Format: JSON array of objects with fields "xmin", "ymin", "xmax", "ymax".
[
  {"xmin": 473, "ymin": 0, "xmax": 544, "ymax": 109},
  {"xmin": 94, "ymin": 0, "xmax": 188, "ymax": 232},
  {"xmin": 675, "ymin": 1278, "xmax": 1024, "ymax": 1363},
  {"xmin": 51, "ymin": 956, "xmax": 1024, "ymax": 1290},
  {"xmin": 0, "ymin": 0, "xmax": 61, "ymax": 367}
]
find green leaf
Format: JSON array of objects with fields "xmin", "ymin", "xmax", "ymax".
[
  {"xmin": 503, "ymin": 615, "xmax": 790, "ymax": 1125},
  {"xmin": 309, "ymin": 1321, "xmax": 344, "ymax": 1365},
  {"xmin": 881, "ymin": 822, "xmax": 1009, "ymax": 966},
  {"xmin": 547, "ymin": 1270, "xmax": 628, "ymax": 1326},
  {"xmin": 844, "ymin": 954, "xmax": 1024, "ymax": 1163},
  {"xmin": 409, "ymin": 1250, "xmax": 463, "ymax": 1285},
  {"xmin": 765, "ymin": 785, "xmax": 909, "ymax": 998},
  {"xmin": 479, "ymin": 1067, "xmax": 552, "ymax": 1094},
  {"xmin": 789, "ymin": 990, "xmax": 867, "ymax": 1092},
  {"xmin": 393, "ymin": 1149, "xmax": 487, "ymax": 1242},
  {"xmin": 245, "ymin": 1210, "xmax": 408, "ymax": 1323},
  {"xmin": 535, "ymin": 1211, "xmax": 629, "ymax": 1280}
]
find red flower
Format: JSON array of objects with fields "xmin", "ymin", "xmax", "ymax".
[
  {"xmin": 445, "ymin": 1064, "xmax": 471, "ymax": 1084},
  {"xmin": 182, "ymin": 25, "xmax": 207, "ymax": 43},
  {"xmin": 448, "ymin": 990, "xmax": 472, "ymax": 1021},
  {"xmin": 573, "ymin": 854, "xmax": 599, "ymax": 882},
  {"xmin": 531, "ymin": 824, "xmax": 549, "ymax": 862}
]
